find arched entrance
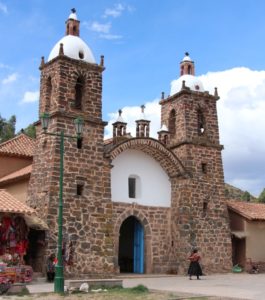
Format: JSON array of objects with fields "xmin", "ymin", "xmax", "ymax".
[{"xmin": 118, "ymin": 216, "xmax": 144, "ymax": 273}]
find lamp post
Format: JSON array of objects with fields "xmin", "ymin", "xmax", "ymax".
[{"xmin": 40, "ymin": 112, "xmax": 84, "ymax": 293}]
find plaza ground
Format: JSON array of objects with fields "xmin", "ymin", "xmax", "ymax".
[{"xmin": 22, "ymin": 273, "xmax": 265, "ymax": 300}]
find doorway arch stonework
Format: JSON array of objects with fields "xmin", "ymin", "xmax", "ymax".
[{"xmin": 114, "ymin": 206, "xmax": 152, "ymax": 274}]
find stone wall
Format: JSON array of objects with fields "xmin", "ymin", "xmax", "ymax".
[
  {"xmin": 112, "ymin": 202, "xmax": 176, "ymax": 274},
  {"xmin": 171, "ymin": 177, "xmax": 232, "ymax": 274}
]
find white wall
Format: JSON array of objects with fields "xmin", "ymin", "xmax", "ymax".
[{"xmin": 111, "ymin": 149, "xmax": 171, "ymax": 207}]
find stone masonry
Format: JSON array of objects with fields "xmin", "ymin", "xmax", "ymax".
[{"xmin": 27, "ymin": 11, "xmax": 232, "ymax": 277}]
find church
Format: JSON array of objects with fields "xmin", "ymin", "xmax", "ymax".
[{"xmin": 1, "ymin": 9, "xmax": 234, "ymax": 277}]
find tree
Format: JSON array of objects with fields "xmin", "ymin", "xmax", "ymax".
[
  {"xmin": 0, "ymin": 114, "xmax": 16, "ymax": 143},
  {"xmin": 241, "ymin": 191, "xmax": 251, "ymax": 202},
  {"xmin": 23, "ymin": 123, "xmax": 36, "ymax": 139},
  {"xmin": 258, "ymin": 188, "xmax": 265, "ymax": 203}
]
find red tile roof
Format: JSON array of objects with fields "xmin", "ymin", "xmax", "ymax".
[
  {"xmin": 104, "ymin": 137, "xmax": 113, "ymax": 145},
  {"xmin": 0, "ymin": 189, "xmax": 35, "ymax": 214},
  {"xmin": 227, "ymin": 200, "xmax": 265, "ymax": 221},
  {"xmin": 0, "ymin": 165, "xmax": 32, "ymax": 186},
  {"xmin": 0, "ymin": 133, "xmax": 36, "ymax": 158}
]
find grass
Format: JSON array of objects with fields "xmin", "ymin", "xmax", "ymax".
[{"xmin": 0, "ymin": 285, "xmax": 227, "ymax": 300}]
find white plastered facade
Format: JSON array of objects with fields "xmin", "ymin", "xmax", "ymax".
[{"xmin": 111, "ymin": 149, "xmax": 171, "ymax": 207}]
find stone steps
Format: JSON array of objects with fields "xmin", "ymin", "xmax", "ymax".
[{"xmin": 66, "ymin": 278, "xmax": 123, "ymax": 290}]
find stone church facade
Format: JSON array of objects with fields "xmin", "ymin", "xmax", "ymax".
[{"xmin": 27, "ymin": 10, "xmax": 232, "ymax": 277}]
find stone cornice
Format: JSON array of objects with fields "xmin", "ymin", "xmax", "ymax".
[
  {"xmin": 159, "ymin": 89, "xmax": 219, "ymax": 105},
  {"xmin": 39, "ymin": 55, "xmax": 105, "ymax": 73},
  {"xmin": 34, "ymin": 110, "xmax": 108, "ymax": 127}
]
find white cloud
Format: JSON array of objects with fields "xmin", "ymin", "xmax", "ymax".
[
  {"xmin": 0, "ymin": 2, "xmax": 7, "ymax": 14},
  {"xmin": 89, "ymin": 21, "xmax": 111, "ymax": 34},
  {"xmin": 99, "ymin": 34, "xmax": 123, "ymax": 40},
  {"xmin": 2, "ymin": 73, "xmax": 18, "ymax": 84},
  {"xmin": 199, "ymin": 68, "xmax": 265, "ymax": 196},
  {"xmin": 0, "ymin": 63, "xmax": 10, "ymax": 69},
  {"xmin": 105, "ymin": 99, "xmax": 161, "ymax": 139},
  {"xmin": 105, "ymin": 67, "xmax": 265, "ymax": 197},
  {"xmin": 84, "ymin": 21, "xmax": 123, "ymax": 40},
  {"xmin": 20, "ymin": 91, "xmax": 39, "ymax": 103},
  {"xmin": 103, "ymin": 4, "xmax": 125, "ymax": 18}
]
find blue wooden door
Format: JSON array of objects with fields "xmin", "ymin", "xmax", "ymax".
[{"xmin": 133, "ymin": 220, "xmax": 144, "ymax": 273}]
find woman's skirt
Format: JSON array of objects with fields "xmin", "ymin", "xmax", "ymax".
[{"xmin": 188, "ymin": 261, "xmax": 202, "ymax": 276}]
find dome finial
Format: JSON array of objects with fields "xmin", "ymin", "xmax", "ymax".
[
  {"xmin": 71, "ymin": 8, "xmax": 76, "ymax": 14},
  {"xmin": 100, "ymin": 55, "xmax": 104, "ymax": 67},
  {"xmin": 59, "ymin": 43, "xmax": 64, "ymax": 56},
  {"xmin": 185, "ymin": 52, "xmax": 189, "ymax": 56}
]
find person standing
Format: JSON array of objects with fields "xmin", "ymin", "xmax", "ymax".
[
  {"xmin": 46, "ymin": 253, "xmax": 56, "ymax": 282},
  {"xmin": 188, "ymin": 248, "xmax": 203, "ymax": 280}
]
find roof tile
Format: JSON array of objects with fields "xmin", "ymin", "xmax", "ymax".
[
  {"xmin": 227, "ymin": 200, "xmax": 265, "ymax": 221},
  {"xmin": 0, "ymin": 189, "xmax": 35, "ymax": 214},
  {"xmin": 0, "ymin": 133, "xmax": 36, "ymax": 158}
]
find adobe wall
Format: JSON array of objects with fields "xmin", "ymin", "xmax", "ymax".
[{"xmin": 0, "ymin": 156, "xmax": 31, "ymax": 178}]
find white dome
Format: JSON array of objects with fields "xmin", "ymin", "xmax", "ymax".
[
  {"xmin": 159, "ymin": 124, "xmax": 168, "ymax": 132},
  {"xmin": 68, "ymin": 12, "xmax": 77, "ymax": 20},
  {"xmin": 170, "ymin": 74, "xmax": 204, "ymax": 95},
  {"xmin": 116, "ymin": 115, "xmax": 125, "ymax": 122},
  {"xmin": 48, "ymin": 35, "xmax": 96, "ymax": 63},
  {"xmin": 182, "ymin": 54, "xmax": 192, "ymax": 62}
]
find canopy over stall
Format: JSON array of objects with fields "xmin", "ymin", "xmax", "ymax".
[
  {"xmin": 0, "ymin": 189, "xmax": 48, "ymax": 230},
  {"xmin": 0, "ymin": 189, "xmax": 48, "ymax": 280}
]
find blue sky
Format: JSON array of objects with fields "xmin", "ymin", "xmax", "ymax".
[{"xmin": 0, "ymin": 0, "xmax": 265, "ymax": 196}]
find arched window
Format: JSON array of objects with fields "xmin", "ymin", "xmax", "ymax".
[
  {"xmin": 188, "ymin": 65, "xmax": 191, "ymax": 74},
  {"xmin": 181, "ymin": 66, "xmax": 184, "ymax": 76},
  {"xmin": 168, "ymin": 109, "xmax": 176, "ymax": 134},
  {"xmin": 163, "ymin": 134, "xmax": 168, "ymax": 145},
  {"xmin": 74, "ymin": 77, "xmax": 84, "ymax": 109},
  {"xmin": 198, "ymin": 109, "xmax": 205, "ymax": 135},
  {"xmin": 45, "ymin": 77, "xmax": 52, "ymax": 111}
]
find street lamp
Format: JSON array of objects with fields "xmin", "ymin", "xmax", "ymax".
[{"xmin": 40, "ymin": 112, "xmax": 84, "ymax": 293}]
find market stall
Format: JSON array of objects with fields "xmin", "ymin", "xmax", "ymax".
[{"xmin": 0, "ymin": 190, "xmax": 48, "ymax": 285}]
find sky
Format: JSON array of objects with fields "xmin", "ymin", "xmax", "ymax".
[{"xmin": 0, "ymin": 0, "xmax": 265, "ymax": 197}]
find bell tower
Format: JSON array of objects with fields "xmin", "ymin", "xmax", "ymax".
[
  {"xmin": 159, "ymin": 53, "xmax": 232, "ymax": 274},
  {"xmin": 27, "ymin": 9, "xmax": 114, "ymax": 277},
  {"xmin": 65, "ymin": 8, "xmax": 80, "ymax": 36},
  {"xmin": 160, "ymin": 53, "xmax": 221, "ymax": 172},
  {"xmin": 180, "ymin": 52, "xmax": 195, "ymax": 76}
]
